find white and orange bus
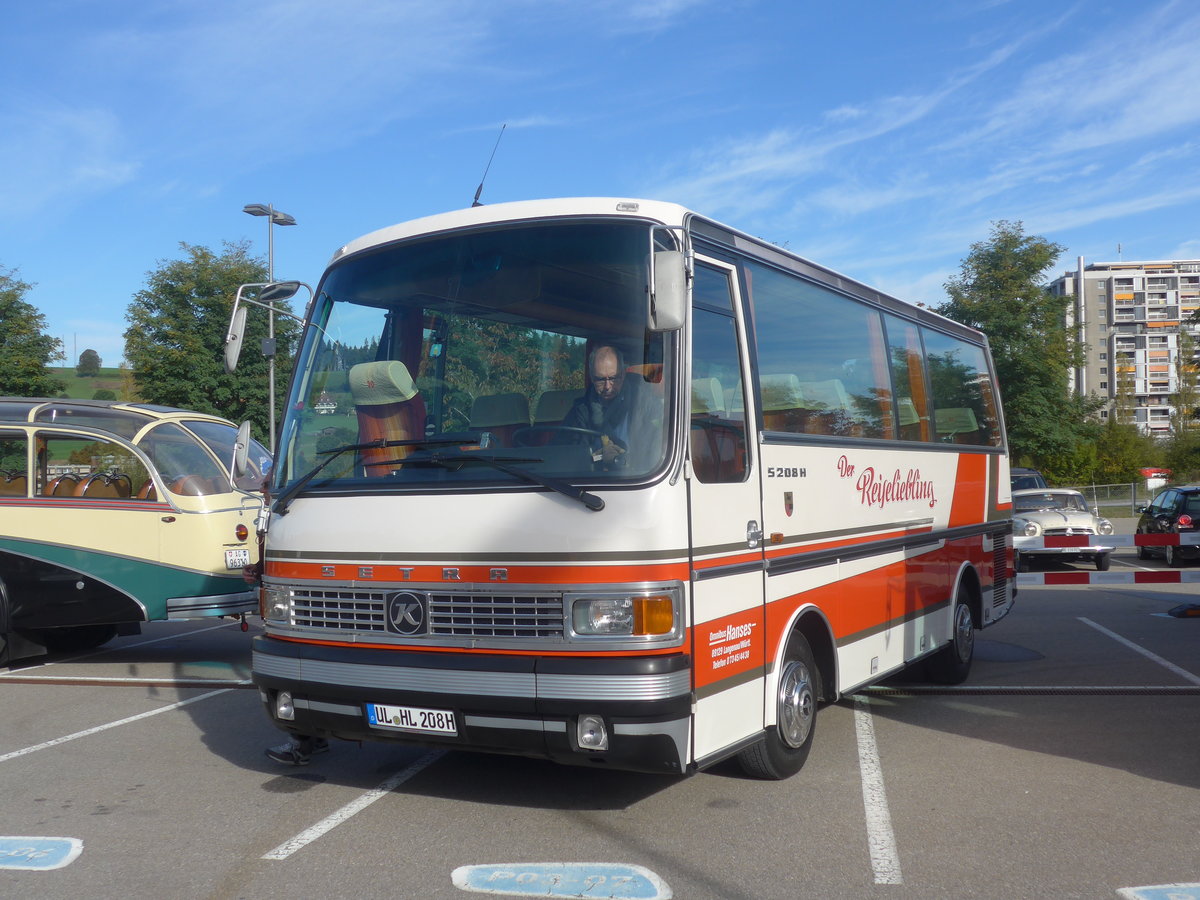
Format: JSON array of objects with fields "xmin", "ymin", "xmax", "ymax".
[{"xmin": 248, "ymin": 198, "xmax": 1014, "ymax": 778}]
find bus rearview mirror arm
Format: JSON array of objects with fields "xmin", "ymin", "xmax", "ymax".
[{"xmin": 223, "ymin": 281, "xmax": 314, "ymax": 373}]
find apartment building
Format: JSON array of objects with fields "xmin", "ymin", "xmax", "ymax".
[{"xmin": 1051, "ymin": 258, "xmax": 1200, "ymax": 436}]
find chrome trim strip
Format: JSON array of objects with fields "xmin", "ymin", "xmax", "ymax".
[
  {"xmin": 464, "ymin": 715, "xmax": 567, "ymax": 733},
  {"xmin": 166, "ymin": 591, "xmax": 256, "ymax": 618},
  {"xmin": 536, "ymin": 670, "xmax": 691, "ymax": 701},
  {"xmin": 253, "ymin": 652, "xmax": 691, "ymax": 702},
  {"xmin": 293, "ymin": 698, "xmax": 360, "ymax": 716}
]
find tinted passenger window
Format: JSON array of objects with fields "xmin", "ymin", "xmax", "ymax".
[
  {"xmin": 744, "ymin": 261, "xmax": 893, "ymax": 439},
  {"xmin": 690, "ymin": 265, "xmax": 747, "ymax": 483},
  {"xmin": 921, "ymin": 329, "xmax": 1002, "ymax": 446}
]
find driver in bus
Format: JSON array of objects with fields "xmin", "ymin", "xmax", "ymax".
[{"xmin": 562, "ymin": 344, "xmax": 657, "ymax": 471}]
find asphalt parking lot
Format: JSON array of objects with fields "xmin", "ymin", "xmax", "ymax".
[{"xmin": 1, "ymin": 560, "xmax": 1198, "ymax": 899}]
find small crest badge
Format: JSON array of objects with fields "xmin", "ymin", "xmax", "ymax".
[{"xmin": 784, "ymin": 491, "xmax": 794, "ymax": 517}]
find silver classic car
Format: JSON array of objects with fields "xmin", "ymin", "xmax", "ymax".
[{"xmin": 1013, "ymin": 488, "xmax": 1115, "ymax": 571}]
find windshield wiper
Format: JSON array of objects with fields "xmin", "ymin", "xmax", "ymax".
[
  {"xmin": 273, "ymin": 438, "xmax": 395, "ymax": 516},
  {"xmin": 274, "ymin": 434, "xmax": 512, "ymax": 515},
  {"xmin": 394, "ymin": 451, "xmax": 605, "ymax": 511}
]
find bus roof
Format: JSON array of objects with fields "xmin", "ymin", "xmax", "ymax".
[{"xmin": 327, "ymin": 197, "xmax": 986, "ymax": 346}]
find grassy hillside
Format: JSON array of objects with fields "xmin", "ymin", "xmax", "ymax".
[{"xmin": 47, "ymin": 367, "xmax": 139, "ymax": 401}]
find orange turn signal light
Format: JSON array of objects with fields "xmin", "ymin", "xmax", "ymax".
[{"xmin": 633, "ymin": 595, "xmax": 675, "ymax": 635}]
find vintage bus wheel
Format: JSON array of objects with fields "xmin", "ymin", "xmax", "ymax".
[
  {"xmin": 738, "ymin": 632, "xmax": 819, "ymax": 780},
  {"xmin": 926, "ymin": 590, "xmax": 975, "ymax": 684},
  {"xmin": 39, "ymin": 624, "xmax": 118, "ymax": 653}
]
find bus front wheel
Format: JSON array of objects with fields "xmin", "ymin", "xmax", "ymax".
[{"xmin": 738, "ymin": 631, "xmax": 820, "ymax": 780}]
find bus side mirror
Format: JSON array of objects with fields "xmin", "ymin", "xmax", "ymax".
[
  {"xmin": 650, "ymin": 249, "xmax": 686, "ymax": 331},
  {"xmin": 259, "ymin": 281, "xmax": 301, "ymax": 305},
  {"xmin": 231, "ymin": 420, "xmax": 252, "ymax": 485},
  {"xmin": 224, "ymin": 305, "xmax": 248, "ymax": 373}
]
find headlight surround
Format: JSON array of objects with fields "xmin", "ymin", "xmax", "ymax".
[
  {"xmin": 261, "ymin": 584, "xmax": 294, "ymax": 623},
  {"xmin": 569, "ymin": 589, "xmax": 680, "ymax": 639}
]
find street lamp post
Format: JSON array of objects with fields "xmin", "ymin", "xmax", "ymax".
[{"xmin": 242, "ymin": 203, "xmax": 296, "ymax": 452}]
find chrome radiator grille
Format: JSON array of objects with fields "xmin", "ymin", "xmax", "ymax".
[
  {"xmin": 292, "ymin": 589, "xmax": 387, "ymax": 630},
  {"xmin": 289, "ymin": 587, "xmax": 565, "ymax": 638}
]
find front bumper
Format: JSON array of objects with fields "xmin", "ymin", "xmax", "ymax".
[{"xmin": 251, "ymin": 635, "xmax": 693, "ymax": 775}]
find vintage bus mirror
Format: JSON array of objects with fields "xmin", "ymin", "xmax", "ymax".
[
  {"xmin": 231, "ymin": 420, "xmax": 252, "ymax": 485},
  {"xmin": 650, "ymin": 249, "xmax": 686, "ymax": 331},
  {"xmin": 224, "ymin": 305, "xmax": 248, "ymax": 373},
  {"xmin": 259, "ymin": 281, "xmax": 301, "ymax": 305}
]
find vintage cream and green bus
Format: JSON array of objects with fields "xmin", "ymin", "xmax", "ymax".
[
  {"xmin": 0, "ymin": 399, "xmax": 270, "ymax": 665},
  {"xmin": 248, "ymin": 198, "xmax": 1014, "ymax": 778}
]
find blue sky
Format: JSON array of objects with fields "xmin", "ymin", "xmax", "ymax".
[{"xmin": 3, "ymin": 0, "xmax": 1199, "ymax": 368}]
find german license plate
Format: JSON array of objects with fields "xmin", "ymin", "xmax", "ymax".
[
  {"xmin": 366, "ymin": 702, "xmax": 457, "ymax": 736},
  {"xmin": 224, "ymin": 548, "xmax": 251, "ymax": 570}
]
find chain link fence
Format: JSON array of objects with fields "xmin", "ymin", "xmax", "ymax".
[{"xmin": 1057, "ymin": 482, "xmax": 1150, "ymax": 519}]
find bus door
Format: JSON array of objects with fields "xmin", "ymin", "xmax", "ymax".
[{"xmin": 686, "ymin": 258, "xmax": 766, "ymax": 763}]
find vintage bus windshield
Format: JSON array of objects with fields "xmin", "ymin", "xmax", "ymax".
[{"xmin": 276, "ymin": 220, "xmax": 675, "ymax": 494}]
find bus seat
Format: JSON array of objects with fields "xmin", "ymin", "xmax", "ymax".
[
  {"xmin": 76, "ymin": 473, "xmax": 121, "ymax": 498},
  {"xmin": 469, "ymin": 393, "xmax": 530, "ymax": 447},
  {"xmin": 0, "ymin": 474, "xmax": 26, "ymax": 496},
  {"xmin": 691, "ymin": 377, "xmax": 724, "ymax": 417},
  {"xmin": 760, "ymin": 374, "xmax": 807, "ymax": 432},
  {"xmin": 935, "ymin": 407, "xmax": 980, "ymax": 443},
  {"xmin": 896, "ymin": 398, "xmax": 923, "ymax": 441},
  {"xmin": 45, "ymin": 473, "xmax": 80, "ymax": 496},
  {"xmin": 798, "ymin": 379, "xmax": 850, "ymax": 411},
  {"xmin": 349, "ymin": 360, "xmax": 426, "ymax": 475},
  {"xmin": 533, "ymin": 389, "xmax": 583, "ymax": 426}
]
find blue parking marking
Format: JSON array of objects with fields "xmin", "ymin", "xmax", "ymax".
[
  {"xmin": 451, "ymin": 862, "xmax": 671, "ymax": 898},
  {"xmin": 1119, "ymin": 885, "xmax": 1200, "ymax": 900},
  {"xmin": 0, "ymin": 836, "xmax": 83, "ymax": 871}
]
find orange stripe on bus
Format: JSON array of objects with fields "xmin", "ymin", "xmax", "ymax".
[
  {"xmin": 948, "ymin": 453, "xmax": 988, "ymax": 528},
  {"xmin": 266, "ymin": 632, "xmax": 690, "ymax": 658},
  {"xmin": 264, "ymin": 560, "xmax": 691, "ymax": 584}
]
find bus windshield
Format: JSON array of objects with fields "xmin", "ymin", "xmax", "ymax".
[{"xmin": 276, "ymin": 220, "xmax": 675, "ymax": 495}]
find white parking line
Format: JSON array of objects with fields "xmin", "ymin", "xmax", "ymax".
[
  {"xmin": 261, "ymin": 750, "xmax": 444, "ymax": 860},
  {"xmin": 0, "ymin": 689, "xmax": 232, "ymax": 764},
  {"xmin": 853, "ymin": 695, "xmax": 902, "ymax": 885},
  {"xmin": 1078, "ymin": 617, "xmax": 1200, "ymax": 686}
]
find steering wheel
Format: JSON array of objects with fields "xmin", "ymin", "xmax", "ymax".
[{"xmin": 512, "ymin": 425, "xmax": 605, "ymax": 447}]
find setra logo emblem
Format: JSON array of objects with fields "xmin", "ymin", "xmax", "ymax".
[{"xmin": 386, "ymin": 591, "xmax": 427, "ymax": 636}]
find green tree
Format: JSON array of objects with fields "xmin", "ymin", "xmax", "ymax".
[
  {"xmin": 0, "ymin": 265, "xmax": 65, "ymax": 396},
  {"xmin": 937, "ymin": 220, "xmax": 1100, "ymax": 474},
  {"xmin": 124, "ymin": 242, "xmax": 297, "ymax": 442},
  {"xmin": 77, "ymin": 348, "xmax": 101, "ymax": 376},
  {"xmin": 1094, "ymin": 415, "xmax": 1157, "ymax": 484}
]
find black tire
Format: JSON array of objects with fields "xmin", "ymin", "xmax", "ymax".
[
  {"xmin": 738, "ymin": 632, "xmax": 820, "ymax": 780},
  {"xmin": 1136, "ymin": 531, "xmax": 1151, "ymax": 560},
  {"xmin": 926, "ymin": 589, "xmax": 975, "ymax": 684},
  {"xmin": 1095, "ymin": 553, "xmax": 1111, "ymax": 572},
  {"xmin": 39, "ymin": 624, "xmax": 118, "ymax": 653},
  {"xmin": 1166, "ymin": 543, "xmax": 1185, "ymax": 568}
]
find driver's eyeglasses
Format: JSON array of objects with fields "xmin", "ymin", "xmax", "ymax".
[{"xmin": 592, "ymin": 375, "xmax": 622, "ymax": 385}]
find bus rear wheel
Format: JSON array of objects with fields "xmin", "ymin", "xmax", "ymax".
[{"xmin": 738, "ymin": 632, "xmax": 820, "ymax": 780}]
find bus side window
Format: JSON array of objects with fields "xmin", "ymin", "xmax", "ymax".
[
  {"xmin": 0, "ymin": 432, "xmax": 27, "ymax": 496},
  {"xmin": 691, "ymin": 265, "xmax": 748, "ymax": 484}
]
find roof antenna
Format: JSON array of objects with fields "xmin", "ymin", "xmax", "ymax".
[{"xmin": 472, "ymin": 123, "xmax": 506, "ymax": 207}]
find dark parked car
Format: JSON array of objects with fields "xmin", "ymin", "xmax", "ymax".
[
  {"xmin": 1136, "ymin": 487, "xmax": 1200, "ymax": 567},
  {"xmin": 1011, "ymin": 467, "xmax": 1048, "ymax": 491}
]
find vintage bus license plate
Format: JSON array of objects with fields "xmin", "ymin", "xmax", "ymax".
[
  {"xmin": 224, "ymin": 548, "xmax": 251, "ymax": 570},
  {"xmin": 366, "ymin": 702, "xmax": 457, "ymax": 736}
]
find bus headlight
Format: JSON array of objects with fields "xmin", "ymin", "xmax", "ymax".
[
  {"xmin": 261, "ymin": 584, "xmax": 294, "ymax": 623},
  {"xmin": 570, "ymin": 590, "xmax": 678, "ymax": 637}
]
